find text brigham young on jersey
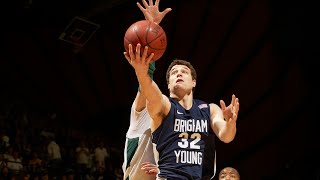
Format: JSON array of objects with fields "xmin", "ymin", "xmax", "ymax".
[{"xmin": 173, "ymin": 118, "xmax": 208, "ymax": 165}]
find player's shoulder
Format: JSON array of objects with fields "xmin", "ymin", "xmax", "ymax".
[
  {"xmin": 208, "ymin": 103, "xmax": 223, "ymax": 117},
  {"xmin": 194, "ymin": 99, "xmax": 209, "ymax": 109},
  {"xmin": 208, "ymin": 103, "xmax": 220, "ymax": 109}
]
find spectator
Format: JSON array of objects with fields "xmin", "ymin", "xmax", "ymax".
[
  {"xmin": 75, "ymin": 140, "xmax": 90, "ymax": 178},
  {"xmin": 219, "ymin": 167, "xmax": 240, "ymax": 180},
  {"xmin": 94, "ymin": 141, "xmax": 109, "ymax": 170},
  {"xmin": 28, "ymin": 151, "xmax": 43, "ymax": 179},
  {"xmin": 6, "ymin": 150, "xmax": 23, "ymax": 176}
]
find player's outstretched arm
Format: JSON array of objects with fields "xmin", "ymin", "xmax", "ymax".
[
  {"xmin": 210, "ymin": 94, "xmax": 240, "ymax": 143},
  {"xmin": 124, "ymin": 44, "xmax": 170, "ymax": 129}
]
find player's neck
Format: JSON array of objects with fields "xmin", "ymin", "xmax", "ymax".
[{"xmin": 171, "ymin": 92, "xmax": 193, "ymax": 110}]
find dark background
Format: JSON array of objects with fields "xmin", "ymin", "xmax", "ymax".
[{"xmin": 1, "ymin": 0, "xmax": 318, "ymax": 179}]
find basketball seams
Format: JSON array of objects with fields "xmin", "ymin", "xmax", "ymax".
[
  {"xmin": 145, "ymin": 22, "xmax": 166, "ymax": 50},
  {"xmin": 147, "ymin": 31, "xmax": 166, "ymax": 50},
  {"xmin": 134, "ymin": 26, "xmax": 143, "ymax": 47},
  {"xmin": 145, "ymin": 21, "xmax": 151, "ymax": 47}
]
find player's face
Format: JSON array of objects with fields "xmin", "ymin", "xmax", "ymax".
[
  {"xmin": 219, "ymin": 167, "xmax": 240, "ymax": 180},
  {"xmin": 168, "ymin": 65, "xmax": 195, "ymax": 92}
]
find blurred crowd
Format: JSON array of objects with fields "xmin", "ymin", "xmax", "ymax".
[{"xmin": 0, "ymin": 101, "xmax": 123, "ymax": 180}]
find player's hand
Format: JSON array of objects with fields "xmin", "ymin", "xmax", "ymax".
[
  {"xmin": 124, "ymin": 44, "xmax": 154, "ymax": 76},
  {"xmin": 141, "ymin": 162, "xmax": 159, "ymax": 176},
  {"xmin": 137, "ymin": 0, "xmax": 172, "ymax": 24},
  {"xmin": 220, "ymin": 94, "xmax": 240, "ymax": 128}
]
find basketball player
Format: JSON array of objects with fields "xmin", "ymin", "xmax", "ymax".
[
  {"xmin": 124, "ymin": 48, "xmax": 240, "ymax": 179},
  {"xmin": 219, "ymin": 167, "xmax": 240, "ymax": 180},
  {"xmin": 122, "ymin": 0, "xmax": 171, "ymax": 180}
]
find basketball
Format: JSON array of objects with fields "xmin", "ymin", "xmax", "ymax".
[{"xmin": 124, "ymin": 20, "xmax": 167, "ymax": 61}]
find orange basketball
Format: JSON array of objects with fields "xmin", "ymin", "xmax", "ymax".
[{"xmin": 124, "ymin": 20, "xmax": 167, "ymax": 61}]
